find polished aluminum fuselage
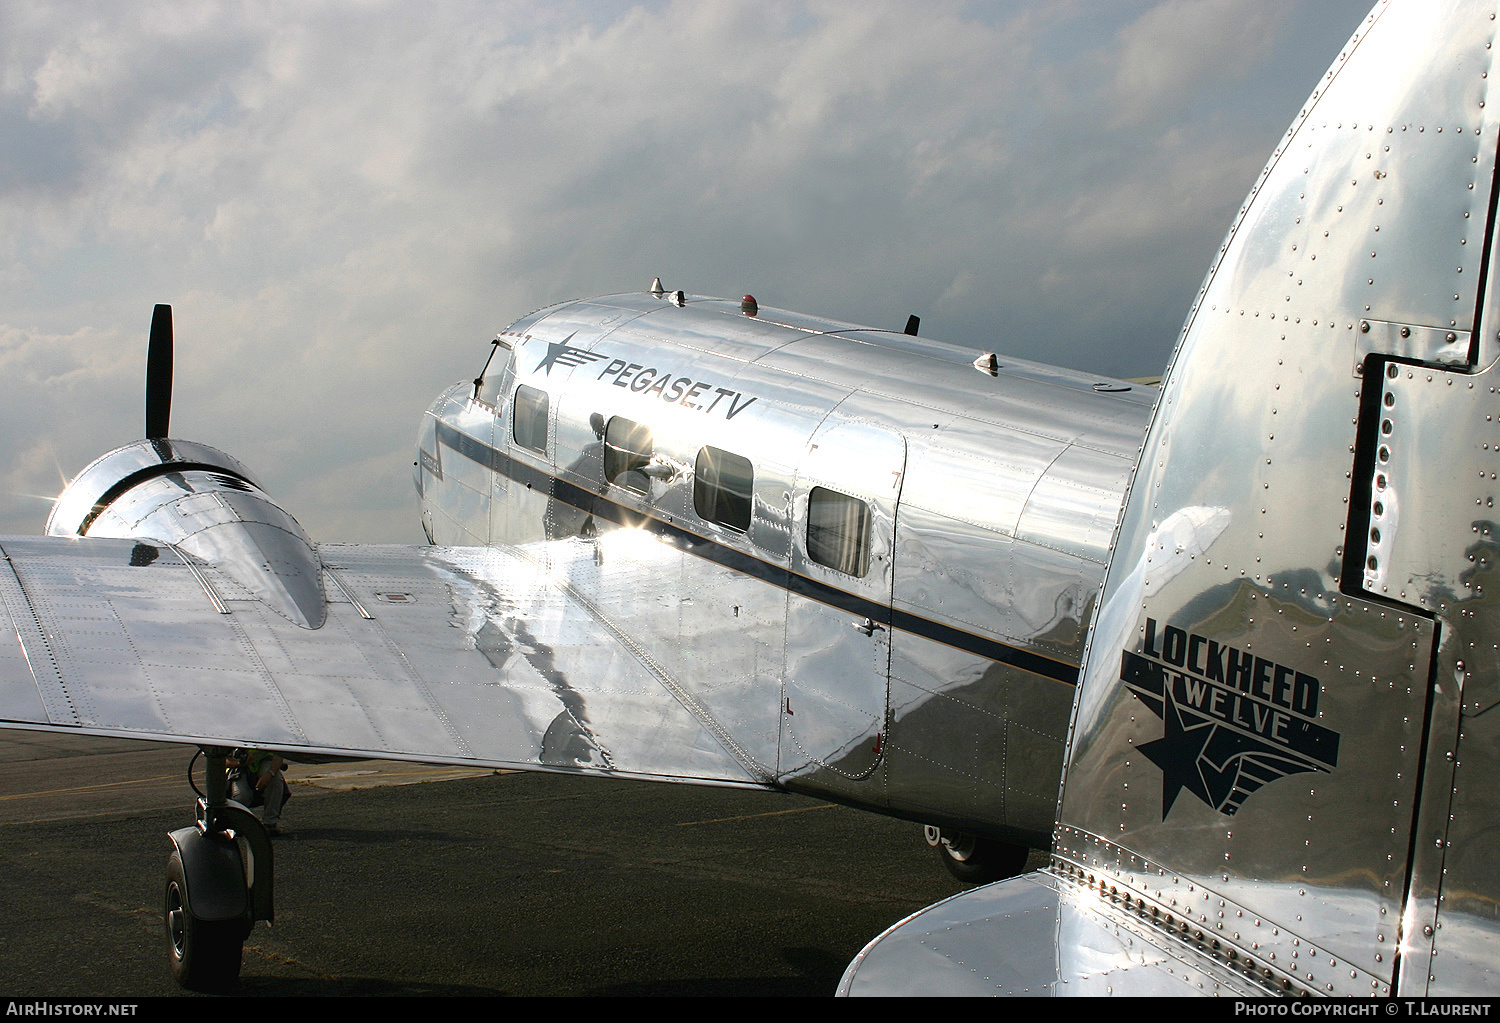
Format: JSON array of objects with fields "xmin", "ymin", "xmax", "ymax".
[{"xmin": 416, "ymin": 294, "xmax": 1153, "ymax": 843}]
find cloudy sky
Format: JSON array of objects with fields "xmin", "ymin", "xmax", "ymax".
[{"xmin": 0, "ymin": 0, "xmax": 1376, "ymax": 544}]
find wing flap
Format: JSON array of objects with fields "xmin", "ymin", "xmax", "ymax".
[{"xmin": 0, "ymin": 536, "xmax": 767, "ymax": 787}]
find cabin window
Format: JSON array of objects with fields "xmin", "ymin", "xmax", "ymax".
[
  {"xmin": 513, "ymin": 385, "xmax": 549, "ymax": 453},
  {"xmin": 605, "ymin": 416, "xmax": 653, "ymax": 494},
  {"xmin": 694, "ymin": 447, "xmax": 753, "ymax": 533},
  {"xmin": 807, "ymin": 487, "xmax": 871, "ymax": 577}
]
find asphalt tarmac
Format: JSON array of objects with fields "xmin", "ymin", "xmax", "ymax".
[{"xmin": 0, "ymin": 729, "xmax": 1037, "ymax": 997}]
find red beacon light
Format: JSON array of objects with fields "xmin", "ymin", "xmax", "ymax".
[{"xmin": 741, "ymin": 295, "xmax": 758, "ymax": 317}]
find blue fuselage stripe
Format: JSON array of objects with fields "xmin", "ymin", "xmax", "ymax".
[{"xmin": 434, "ymin": 420, "xmax": 1079, "ymax": 686}]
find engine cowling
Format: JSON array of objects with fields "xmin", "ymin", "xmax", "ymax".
[{"xmin": 46, "ymin": 438, "xmax": 327, "ymax": 629}]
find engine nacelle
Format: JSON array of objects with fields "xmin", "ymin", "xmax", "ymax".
[{"xmin": 46, "ymin": 438, "xmax": 327, "ymax": 629}]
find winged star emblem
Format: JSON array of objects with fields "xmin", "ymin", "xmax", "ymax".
[
  {"xmin": 1121, "ymin": 648, "xmax": 1340, "ymax": 818},
  {"xmin": 536, "ymin": 341, "xmax": 605, "ymax": 375}
]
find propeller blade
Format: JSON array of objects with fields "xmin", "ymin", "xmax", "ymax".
[{"xmin": 145, "ymin": 304, "xmax": 172, "ymax": 439}]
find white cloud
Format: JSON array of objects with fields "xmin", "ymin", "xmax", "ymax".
[
  {"xmin": 0, "ymin": 0, "xmax": 1375, "ymax": 542},
  {"xmin": 1110, "ymin": 0, "xmax": 1297, "ymax": 126}
]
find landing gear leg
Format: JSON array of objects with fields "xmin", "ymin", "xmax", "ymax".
[
  {"xmin": 164, "ymin": 746, "xmax": 275, "ymax": 992},
  {"xmin": 924, "ymin": 825, "xmax": 1029, "ymax": 885}
]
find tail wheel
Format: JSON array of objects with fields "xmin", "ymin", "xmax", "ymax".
[
  {"xmin": 924, "ymin": 825, "xmax": 1030, "ymax": 885},
  {"xmin": 165, "ymin": 850, "xmax": 245, "ymax": 992}
]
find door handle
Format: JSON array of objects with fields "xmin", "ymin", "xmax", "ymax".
[{"xmin": 855, "ymin": 617, "xmax": 886, "ymax": 637}]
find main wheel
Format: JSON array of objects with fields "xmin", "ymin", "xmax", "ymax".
[
  {"xmin": 924, "ymin": 825, "xmax": 1030, "ymax": 885},
  {"xmin": 165, "ymin": 850, "xmax": 245, "ymax": 992}
]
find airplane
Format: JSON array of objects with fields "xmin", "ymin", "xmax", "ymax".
[{"xmin": 0, "ymin": 0, "xmax": 1493, "ymax": 998}]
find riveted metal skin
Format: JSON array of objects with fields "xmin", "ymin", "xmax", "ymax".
[
  {"xmin": 417, "ymin": 291, "xmax": 1152, "ymax": 842},
  {"xmin": 841, "ymin": 0, "xmax": 1500, "ymax": 997},
  {"xmin": 838, "ymin": 867, "xmax": 1267, "ymax": 996},
  {"xmin": 1372, "ymin": 135, "xmax": 1500, "ymax": 1002}
]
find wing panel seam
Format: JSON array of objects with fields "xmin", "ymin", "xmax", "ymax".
[
  {"xmin": 0, "ymin": 541, "xmax": 79, "ymax": 726},
  {"xmin": 508, "ymin": 545, "xmax": 772, "ymax": 783}
]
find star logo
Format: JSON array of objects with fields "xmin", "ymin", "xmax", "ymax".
[
  {"xmin": 1122, "ymin": 644, "xmax": 1339, "ymax": 819},
  {"xmin": 536, "ymin": 340, "xmax": 605, "ymax": 375}
]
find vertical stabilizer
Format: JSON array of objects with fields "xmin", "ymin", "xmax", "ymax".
[
  {"xmin": 1059, "ymin": 0, "xmax": 1500, "ymax": 997},
  {"xmin": 841, "ymin": 0, "xmax": 1500, "ymax": 997}
]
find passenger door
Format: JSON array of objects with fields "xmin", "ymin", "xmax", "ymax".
[{"xmin": 780, "ymin": 419, "xmax": 906, "ymax": 787}]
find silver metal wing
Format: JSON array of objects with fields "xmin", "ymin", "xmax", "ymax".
[{"xmin": 0, "ymin": 535, "xmax": 768, "ymax": 787}]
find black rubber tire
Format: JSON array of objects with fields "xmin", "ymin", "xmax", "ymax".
[
  {"xmin": 164, "ymin": 850, "xmax": 245, "ymax": 992},
  {"xmin": 926, "ymin": 827, "xmax": 1030, "ymax": 885}
]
